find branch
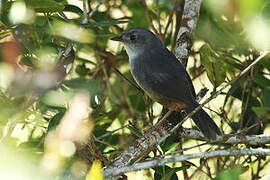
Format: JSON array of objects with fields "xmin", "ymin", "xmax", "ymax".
[
  {"xmin": 106, "ymin": 118, "xmax": 173, "ymax": 169},
  {"xmin": 163, "ymin": 0, "xmax": 177, "ymax": 36},
  {"xmin": 179, "ymin": 128, "xmax": 270, "ymax": 146},
  {"xmin": 82, "ymin": 0, "xmax": 88, "ymax": 24},
  {"xmin": 88, "ymin": 0, "xmax": 107, "ymax": 18},
  {"xmin": 175, "ymin": 0, "xmax": 202, "ymax": 66},
  {"xmin": 141, "ymin": 0, "xmax": 159, "ymax": 35},
  {"xmin": 104, "ymin": 148, "xmax": 270, "ymax": 177}
]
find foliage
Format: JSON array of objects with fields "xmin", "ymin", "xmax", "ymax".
[{"xmin": 0, "ymin": 0, "xmax": 270, "ymax": 179}]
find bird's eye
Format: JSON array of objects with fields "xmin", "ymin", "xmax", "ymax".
[{"xmin": 130, "ymin": 34, "xmax": 136, "ymax": 41}]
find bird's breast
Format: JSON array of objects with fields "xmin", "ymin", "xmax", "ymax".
[{"xmin": 129, "ymin": 57, "xmax": 167, "ymax": 103}]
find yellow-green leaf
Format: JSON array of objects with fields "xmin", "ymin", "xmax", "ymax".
[
  {"xmin": 200, "ymin": 43, "xmax": 227, "ymax": 87},
  {"xmin": 86, "ymin": 160, "xmax": 104, "ymax": 180},
  {"xmin": 26, "ymin": 0, "xmax": 65, "ymax": 13}
]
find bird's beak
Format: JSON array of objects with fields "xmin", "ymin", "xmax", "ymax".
[{"xmin": 111, "ymin": 35, "xmax": 123, "ymax": 42}]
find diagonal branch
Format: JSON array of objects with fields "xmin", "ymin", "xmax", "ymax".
[
  {"xmin": 82, "ymin": 0, "xmax": 89, "ymax": 24},
  {"xmin": 141, "ymin": 0, "xmax": 159, "ymax": 35},
  {"xmin": 89, "ymin": 0, "xmax": 107, "ymax": 18},
  {"xmin": 163, "ymin": 0, "xmax": 177, "ymax": 36}
]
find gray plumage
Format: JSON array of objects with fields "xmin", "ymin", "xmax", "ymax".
[{"xmin": 111, "ymin": 28, "xmax": 221, "ymax": 139}]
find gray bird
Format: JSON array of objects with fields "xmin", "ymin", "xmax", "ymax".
[{"xmin": 111, "ymin": 28, "xmax": 221, "ymax": 139}]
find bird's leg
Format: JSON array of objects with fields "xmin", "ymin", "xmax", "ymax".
[{"xmin": 157, "ymin": 110, "xmax": 173, "ymax": 124}]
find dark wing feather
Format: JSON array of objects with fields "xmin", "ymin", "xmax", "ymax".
[{"xmin": 144, "ymin": 47, "xmax": 196, "ymax": 105}]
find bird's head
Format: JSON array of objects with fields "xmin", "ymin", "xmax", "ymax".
[{"xmin": 111, "ymin": 28, "xmax": 163, "ymax": 59}]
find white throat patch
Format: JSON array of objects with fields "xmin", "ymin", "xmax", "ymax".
[{"xmin": 123, "ymin": 44, "xmax": 144, "ymax": 60}]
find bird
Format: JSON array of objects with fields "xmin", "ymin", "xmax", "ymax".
[{"xmin": 111, "ymin": 28, "xmax": 221, "ymax": 139}]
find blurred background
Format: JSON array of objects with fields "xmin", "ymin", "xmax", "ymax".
[{"xmin": 0, "ymin": 0, "xmax": 270, "ymax": 179}]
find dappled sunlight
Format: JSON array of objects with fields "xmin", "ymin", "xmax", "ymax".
[
  {"xmin": 245, "ymin": 16, "xmax": 270, "ymax": 51},
  {"xmin": 53, "ymin": 21, "xmax": 95, "ymax": 43},
  {"xmin": 9, "ymin": 1, "xmax": 35, "ymax": 24},
  {"xmin": 42, "ymin": 92, "xmax": 93, "ymax": 172}
]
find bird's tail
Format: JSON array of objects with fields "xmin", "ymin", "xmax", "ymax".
[{"xmin": 185, "ymin": 102, "xmax": 221, "ymax": 140}]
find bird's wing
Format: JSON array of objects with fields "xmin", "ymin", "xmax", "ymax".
[{"xmin": 145, "ymin": 48, "xmax": 196, "ymax": 105}]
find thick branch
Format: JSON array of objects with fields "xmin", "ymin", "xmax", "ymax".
[
  {"xmin": 106, "ymin": 115, "xmax": 178, "ymax": 169},
  {"xmin": 104, "ymin": 148, "xmax": 270, "ymax": 177},
  {"xmin": 175, "ymin": 0, "xmax": 202, "ymax": 66}
]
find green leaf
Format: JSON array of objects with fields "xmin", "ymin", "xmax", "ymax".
[
  {"xmin": 41, "ymin": 90, "xmax": 74, "ymax": 108},
  {"xmin": 253, "ymin": 74, "xmax": 270, "ymax": 88},
  {"xmin": 224, "ymin": 75, "xmax": 261, "ymax": 108},
  {"xmin": 75, "ymin": 63, "xmax": 90, "ymax": 76},
  {"xmin": 127, "ymin": 125, "xmax": 142, "ymax": 137},
  {"xmin": 127, "ymin": 85, "xmax": 146, "ymax": 113},
  {"xmin": 252, "ymin": 106, "xmax": 270, "ymax": 118},
  {"xmin": 196, "ymin": 11, "xmax": 248, "ymax": 53},
  {"xmin": 237, "ymin": 0, "xmax": 264, "ymax": 18},
  {"xmin": 18, "ymin": 140, "xmax": 43, "ymax": 150},
  {"xmin": 35, "ymin": 16, "xmax": 47, "ymax": 27},
  {"xmin": 13, "ymin": 24, "xmax": 40, "ymax": 53},
  {"xmin": 93, "ymin": 121, "xmax": 113, "ymax": 138},
  {"xmin": 160, "ymin": 136, "xmax": 179, "ymax": 152},
  {"xmin": 63, "ymin": 4, "xmax": 83, "ymax": 15},
  {"xmin": 2, "ymin": 2, "xmax": 12, "ymax": 13},
  {"xmin": 128, "ymin": 94, "xmax": 146, "ymax": 113},
  {"xmin": 126, "ymin": 2, "xmax": 149, "ymax": 28},
  {"xmin": 154, "ymin": 165, "xmax": 190, "ymax": 180},
  {"xmin": 200, "ymin": 43, "xmax": 227, "ymax": 87},
  {"xmin": 260, "ymin": 57, "xmax": 270, "ymax": 72},
  {"xmin": 48, "ymin": 111, "xmax": 65, "ymax": 131},
  {"xmin": 26, "ymin": 0, "xmax": 65, "ymax": 13},
  {"xmin": 21, "ymin": 55, "xmax": 37, "ymax": 67},
  {"xmin": 214, "ymin": 165, "xmax": 247, "ymax": 180},
  {"xmin": 82, "ymin": 20, "xmax": 129, "ymax": 27},
  {"xmin": 52, "ymin": 20, "xmax": 95, "ymax": 43},
  {"xmin": 63, "ymin": 78, "xmax": 102, "ymax": 95},
  {"xmin": 262, "ymin": 1, "xmax": 270, "ymax": 20},
  {"xmin": 264, "ymin": 88, "xmax": 270, "ymax": 108}
]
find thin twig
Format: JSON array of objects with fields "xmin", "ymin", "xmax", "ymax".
[
  {"xmin": 89, "ymin": 0, "xmax": 107, "ymax": 18},
  {"xmin": 195, "ymin": 87, "xmax": 208, "ymax": 102},
  {"xmin": 141, "ymin": 0, "xmax": 159, "ymax": 35},
  {"xmin": 97, "ymin": 125, "xmax": 128, "ymax": 140},
  {"xmin": 155, "ymin": 0, "xmax": 162, "ymax": 34},
  {"xmin": 157, "ymin": 110, "xmax": 173, "ymax": 124},
  {"xmin": 164, "ymin": 0, "xmax": 177, "ymax": 36},
  {"xmin": 113, "ymin": 67, "xmax": 144, "ymax": 94},
  {"xmin": 159, "ymin": 142, "xmax": 208, "ymax": 158},
  {"xmin": 200, "ymin": 52, "xmax": 268, "ymax": 112},
  {"xmin": 82, "ymin": 0, "xmax": 88, "ymax": 24}
]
